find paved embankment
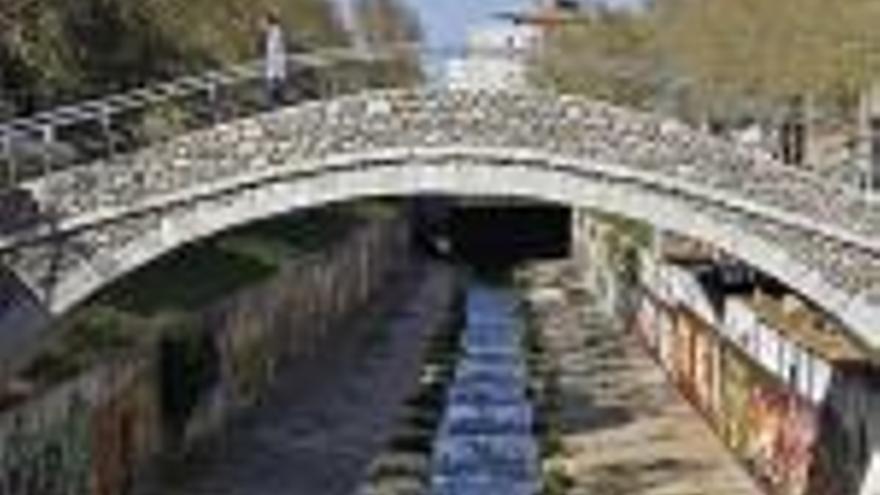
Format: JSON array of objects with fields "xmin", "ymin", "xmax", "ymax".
[
  {"xmin": 136, "ymin": 262, "xmax": 457, "ymax": 495},
  {"xmin": 522, "ymin": 261, "xmax": 761, "ymax": 495}
]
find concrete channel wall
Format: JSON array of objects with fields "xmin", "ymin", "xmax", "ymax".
[
  {"xmin": 0, "ymin": 213, "xmax": 412, "ymax": 495},
  {"xmin": 574, "ymin": 211, "xmax": 880, "ymax": 495},
  {"xmin": 627, "ymin": 277, "xmax": 880, "ymax": 495}
]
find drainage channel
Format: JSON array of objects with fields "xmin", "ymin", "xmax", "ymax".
[{"xmin": 429, "ymin": 283, "xmax": 539, "ymax": 495}]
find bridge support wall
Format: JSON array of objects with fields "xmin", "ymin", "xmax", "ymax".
[{"xmin": 577, "ymin": 213, "xmax": 880, "ymax": 495}]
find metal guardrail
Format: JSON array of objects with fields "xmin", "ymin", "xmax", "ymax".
[
  {"xmin": 0, "ymin": 44, "xmax": 537, "ymax": 193},
  {"xmin": 0, "ymin": 44, "xmax": 429, "ymax": 190}
]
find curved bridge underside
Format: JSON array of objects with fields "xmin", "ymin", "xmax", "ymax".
[{"xmin": 3, "ymin": 89, "xmax": 880, "ymax": 351}]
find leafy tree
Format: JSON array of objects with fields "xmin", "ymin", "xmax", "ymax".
[
  {"xmin": 535, "ymin": 7, "xmax": 661, "ymax": 109},
  {"xmin": 654, "ymin": 0, "xmax": 880, "ymax": 163},
  {"xmin": 536, "ymin": 0, "xmax": 880, "ymax": 167},
  {"xmin": 0, "ymin": 0, "xmax": 348, "ymax": 115},
  {"xmin": 352, "ymin": 0, "xmax": 423, "ymax": 85},
  {"xmin": 658, "ymin": 0, "xmax": 880, "ymax": 105}
]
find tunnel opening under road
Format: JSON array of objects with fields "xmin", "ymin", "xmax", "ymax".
[{"xmin": 411, "ymin": 197, "xmax": 572, "ymax": 270}]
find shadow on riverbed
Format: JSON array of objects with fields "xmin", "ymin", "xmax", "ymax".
[
  {"xmin": 555, "ymin": 379, "xmax": 635, "ymax": 435},
  {"xmin": 578, "ymin": 457, "xmax": 715, "ymax": 494}
]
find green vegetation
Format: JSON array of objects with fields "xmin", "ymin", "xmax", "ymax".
[
  {"xmin": 656, "ymin": 0, "xmax": 880, "ymax": 113},
  {"xmin": 537, "ymin": 1, "xmax": 880, "ymax": 135},
  {"xmin": 100, "ymin": 206, "xmax": 363, "ymax": 317},
  {"xmin": 353, "ymin": 0, "xmax": 423, "ymax": 86},
  {"xmin": 590, "ymin": 210, "xmax": 653, "ymax": 250},
  {"xmin": 21, "ymin": 307, "xmax": 152, "ymax": 385},
  {"xmin": 543, "ymin": 462, "xmax": 576, "ymax": 495},
  {"xmin": 0, "ymin": 0, "xmax": 423, "ymax": 116},
  {"xmin": 2, "ymin": 0, "xmax": 422, "ymax": 396},
  {"xmin": 0, "ymin": 0, "xmax": 343, "ymax": 114},
  {"xmin": 535, "ymin": 7, "xmax": 660, "ymax": 110}
]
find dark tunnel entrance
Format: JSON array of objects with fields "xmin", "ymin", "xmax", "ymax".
[{"xmin": 411, "ymin": 197, "xmax": 572, "ymax": 268}]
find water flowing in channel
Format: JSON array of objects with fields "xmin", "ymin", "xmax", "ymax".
[{"xmin": 430, "ymin": 283, "xmax": 539, "ymax": 495}]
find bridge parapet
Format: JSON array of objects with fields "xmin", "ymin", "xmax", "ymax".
[
  {"xmin": 21, "ymin": 89, "xmax": 880, "ymax": 243},
  {"xmin": 2, "ymin": 88, "xmax": 880, "ymax": 351}
]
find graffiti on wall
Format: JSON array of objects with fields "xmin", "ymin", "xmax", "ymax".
[
  {"xmin": 672, "ymin": 311, "xmax": 698, "ymax": 402},
  {"xmin": 693, "ymin": 324, "xmax": 715, "ymax": 416},
  {"xmin": 629, "ymin": 277, "xmax": 880, "ymax": 495},
  {"xmin": 719, "ymin": 343, "xmax": 751, "ymax": 455},
  {"xmin": 745, "ymin": 384, "xmax": 817, "ymax": 494}
]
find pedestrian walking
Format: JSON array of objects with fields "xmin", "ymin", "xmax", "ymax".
[{"xmin": 263, "ymin": 13, "xmax": 287, "ymax": 107}]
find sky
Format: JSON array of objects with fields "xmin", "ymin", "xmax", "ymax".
[
  {"xmin": 334, "ymin": 0, "xmax": 644, "ymax": 49},
  {"xmin": 405, "ymin": 0, "xmax": 532, "ymax": 48}
]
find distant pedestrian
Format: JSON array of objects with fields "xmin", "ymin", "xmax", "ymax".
[{"xmin": 263, "ymin": 13, "xmax": 287, "ymax": 106}]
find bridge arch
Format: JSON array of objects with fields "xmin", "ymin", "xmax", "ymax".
[{"xmin": 3, "ymin": 88, "xmax": 880, "ymax": 350}]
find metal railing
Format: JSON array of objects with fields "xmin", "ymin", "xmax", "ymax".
[
  {"xmin": 0, "ymin": 44, "xmax": 538, "ymax": 195},
  {"xmin": 0, "ymin": 44, "xmax": 432, "ymax": 191}
]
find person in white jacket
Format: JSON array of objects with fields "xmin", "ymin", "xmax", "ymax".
[{"xmin": 263, "ymin": 13, "xmax": 287, "ymax": 106}]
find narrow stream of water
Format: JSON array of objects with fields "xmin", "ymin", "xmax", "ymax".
[{"xmin": 429, "ymin": 282, "xmax": 539, "ymax": 495}]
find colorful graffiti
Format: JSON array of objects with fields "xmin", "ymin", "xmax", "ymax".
[
  {"xmin": 626, "ymin": 281, "xmax": 880, "ymax": 495},
  {"xmin": 692, "ymin": 323, "xmax": 715, "ymax": 416},
  {"xmin": 745, "ymin": 384, "xmax": 817, "ymax": 494}
]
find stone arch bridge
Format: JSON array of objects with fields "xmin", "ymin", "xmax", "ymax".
[{"xmin": 3, "ymin": 88, "xmax": 880, "ymax": 352}]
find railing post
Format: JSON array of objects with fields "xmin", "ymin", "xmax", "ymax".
[
  {"xmin": 101, "ymin": 104, "xmax": 115, "ymax": 158},
  {"xmin": 2, "ymin": 131, "xmax": 15, "ymax": 187},
  {"xmin": 287, "ymin": 66, "xmax": 299, "ymax": 104},
  {"xmin": 41, "ymin": 125, "xmax": 55, "ymax": 177},
  {"xmin": 327, "ymin": 69, "xmax": 338, "ymax": 99},
  {"xmin": 318, "ymin": 68, "xmax": 332, "ymax": 100},
  {"xmin": 207, "ymin": 82, "xmax": 219, "ymax": 125},
  {"xmin": 339, "ymin": 63, "xmax": 354, "ymax": 95}
]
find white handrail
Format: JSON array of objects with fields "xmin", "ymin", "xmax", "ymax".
[{"xmin": 0, "ymin": 45, "xmax": 401, "ymax": 135}]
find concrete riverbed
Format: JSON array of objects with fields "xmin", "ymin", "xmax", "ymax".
[{"xmin": 521, "ymin": 261, "xmax": 761, "ymax": 495}]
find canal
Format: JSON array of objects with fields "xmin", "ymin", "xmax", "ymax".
[
  {"xmin": 131, "ymin": 259, "xmax": 759, "ymax": 495},
  {"xmin": 430, "ymin": 283, "xmax": 538, "ymax": 494}
]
